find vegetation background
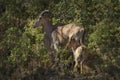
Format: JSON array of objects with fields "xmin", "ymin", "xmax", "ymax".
[{"xmin": 0, "ymin": 0, "xmax": 120, "ymax": 80}]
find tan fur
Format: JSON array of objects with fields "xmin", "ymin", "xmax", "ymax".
[
  {"xmin": 72, "ymin": 45, "xmax": 85, "ymax": 73},
  {"xmin": 61, "ymin": 23, "xmax": 84, "ymax": 48},
  {"xmin": 51, "ymin": 23, "xmax": 84, "ymax": 51}
]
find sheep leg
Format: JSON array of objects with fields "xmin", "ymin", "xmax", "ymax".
[
  {"xmin": 53, "ymin": 42, "xmax": 59, "ymax": 61},
  {"xmin": 73, "ymin": 51, "xmax": 79, "ymax": 72},
  {"xmin": 51, "ymin": 42, "xmax": 60, "ymax": 68},
  {"xmin": 53, "ymin": 42, "xmax": 59, "ymax": 51},
  {"xmin": 74, "ymin": 60, "xmax": 78, "ymax": 72},
  {"xmin": 65, "ymin": 38, "xmax": 71, "ymax": 48},
  {"xmin": 80, "ymin": 38, "xmax": 83, "ymax": 45},
  {"xmin": 72, "ymin": 47, "xmax": 75, "ymax": 53},
  {"xmin": 80, "ymin": 61, "xmax": 83, "ymax": 74},
  {"xmin": 80, "ymin": 51, "xmax": 85, "ymax": 74}
]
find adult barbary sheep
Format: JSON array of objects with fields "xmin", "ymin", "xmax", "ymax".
[
  {"xmin": 33, "ymin": 10, "xmax": 85, "ymax": 52},
  {"xmin": 33, "ymin": 10, "xmax": 86, "ymax": 69}
]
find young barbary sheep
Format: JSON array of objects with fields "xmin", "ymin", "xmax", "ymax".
[{"xmin": 72, "ymin": 45, "xmax": 86, "ymax": 73}]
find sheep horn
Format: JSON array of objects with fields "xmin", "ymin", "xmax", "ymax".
[{"xmin": 40, "ymin": 10, "xmax": 50, "ymax": 16}]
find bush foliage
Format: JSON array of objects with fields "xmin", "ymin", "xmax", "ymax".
[{"xmin": 0, "ymin": 0, "xmax": 120, "ymax": 80}]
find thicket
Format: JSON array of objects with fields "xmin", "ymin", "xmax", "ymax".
[{"xmin": 0, "ymin": 0, "xmax": 120, "ymax": 80}]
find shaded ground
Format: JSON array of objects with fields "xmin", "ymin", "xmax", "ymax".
[{"xmin": 22, "ymin": 67, "xmax": 115, "ymax": 80}]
